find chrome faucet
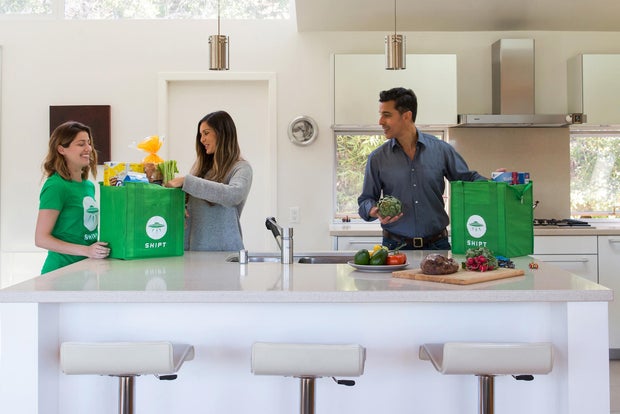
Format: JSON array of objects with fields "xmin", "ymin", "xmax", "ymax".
[{"xmin": 265, "ymin": 217, "xmax": 294, "ymax": 264}]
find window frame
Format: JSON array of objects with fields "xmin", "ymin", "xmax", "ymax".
[
  {"xmin": 332, "ymin": 124, "xmax": 450, "ymax": 222},
  {"xmin": 569, "ymin": 124, "xmax": 620, "ymax": 219}
]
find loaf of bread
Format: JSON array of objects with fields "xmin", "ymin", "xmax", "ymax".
[{"xmin": 420, "ymin": 254, "xmax": 459, "ymax": 275}]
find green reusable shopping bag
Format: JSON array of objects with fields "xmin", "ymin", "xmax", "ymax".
[
  {"xmin": 99, "ymin": 183, "xmax": 185, "ymax": 259},
  {"xmin": 450, "ymin": 181, "xmax": 534, "ymax": 257}
]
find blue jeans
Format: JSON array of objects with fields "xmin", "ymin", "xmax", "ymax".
[{"xmin": 382, "ymin": 236, "xmax": 451, "ymax": 251}]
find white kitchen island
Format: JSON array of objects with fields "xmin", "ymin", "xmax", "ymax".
[{"xmin": 0, "ymin": 251, "xmax": 612, "ymax": 413}]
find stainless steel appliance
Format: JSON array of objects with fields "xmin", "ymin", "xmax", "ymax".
[
  {"xmin": 533, "ymin": 218, "xmax": 591, "ymax": 228},
  {"xmin": 457, "ymin": 39, "xmax": 585, "ymax": 127}
]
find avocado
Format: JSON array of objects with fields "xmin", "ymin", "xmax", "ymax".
[{"xmin": 354, "ymin": 249, "xmax": 371, "ymax": 265}]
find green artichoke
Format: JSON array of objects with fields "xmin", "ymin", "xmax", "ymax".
[{"xmin": 377, "ymin": 195, "xmax": 402, "ymax": 217}]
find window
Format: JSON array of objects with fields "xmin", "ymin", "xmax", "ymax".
[
  {"xmin": 1, "ymin": 0, "xmax": 290, "ymax": 19},
  {"xmin": 334, "ymin": 126, "xmax": 447, "ymax": 220},
  {"xmin": 0, "ymin": 0, "xmax": 51, "ymax": 15},
  {"xmin": 570, "ymin": 126, "xmax": 620, "ymax": 218}
]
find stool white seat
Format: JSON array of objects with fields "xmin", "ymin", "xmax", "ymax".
[
  {"xmin": 61, "ymin": 341, "xmax": 194, "ymax": 414},
  {"xmin": 251, "ymin": 342, "xmax": 366, "ymax": 414},
  {"xmin": 419, "ymin": 342, "xmax": 553, "ymax": 414}
]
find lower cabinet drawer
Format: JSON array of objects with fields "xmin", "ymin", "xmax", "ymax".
[
  {"xmin": 335, "ymin": 236, "xmax": 382, "ymax": 251},
  {"xmin": 530, "ymin": 254, "xmax": 598, "ymax": 283},
  {"xmin": 533, "ymin": 236, "xmax": 598, "ymax": 254}
]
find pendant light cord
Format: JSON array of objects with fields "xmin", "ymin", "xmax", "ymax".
[
  {"xmin": 394, "ymin": 0, "xmax": 397, "ymax": 36},
  {"xmin": 217, "ymin": 0, "xmax": 221, "ymax": 36}
]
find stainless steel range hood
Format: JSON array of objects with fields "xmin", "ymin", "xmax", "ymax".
[{"xmin": 456, "ymin": 39, "xmax": 585, "ymax": 127}]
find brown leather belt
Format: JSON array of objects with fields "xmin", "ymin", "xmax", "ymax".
[{"xmin": 382, "ymin": 229, "xmax": 448, "ymax": 249}]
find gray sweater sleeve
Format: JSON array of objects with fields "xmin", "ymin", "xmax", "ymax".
[{"xmin": 182, "ymin": 160, "xmax": 253, "ymax": 207}]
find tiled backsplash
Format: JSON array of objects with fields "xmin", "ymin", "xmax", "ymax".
[{"xmin": 448, "ymin": 127, "xmax": 570, "ymax": 219}]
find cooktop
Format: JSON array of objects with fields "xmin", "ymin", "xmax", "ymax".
[{"xmin": 533, "ymin": 218, "xmax": 591, "ymax": 228}]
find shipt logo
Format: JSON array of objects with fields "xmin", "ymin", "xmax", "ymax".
[
  {"xmin": 466, "ymin": 215, "xmax": 487, "ymax": 238},
  {"xmin": 83, "ymin": 197, "xmax": 98, "ymax": 232},
  {"xmin": 145, "ymin": 216, "xmax": 168, "ymax": 240}
]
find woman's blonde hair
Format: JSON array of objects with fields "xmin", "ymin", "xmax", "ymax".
[{"xmin": 43, "ymin": 121, "xmax": 98, "ymax": 180}]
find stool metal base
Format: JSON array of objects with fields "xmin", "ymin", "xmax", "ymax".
[
  {"xmin": 300, "ymin": 377, "xmax": 316, "ymax": 414},
  {"xmin": 477, "ymin": 375, "xmax": 495, "ymax": 414},
  {"xmin": 118, "ymin": 376, "xmax": 135, "ymax": 414}
]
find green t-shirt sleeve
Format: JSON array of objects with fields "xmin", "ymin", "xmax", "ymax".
[{"xmin": 39, "ymin": 176, "xmax": 64, "ymax": 210}]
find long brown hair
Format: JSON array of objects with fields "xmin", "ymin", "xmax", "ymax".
[
  {"xmin": 191, "ymin": 111, "xmax": 241, "ymax": 182},
  {"xmin": 43, "ymin": 121, "xmax": 98, "ymax": 180}
]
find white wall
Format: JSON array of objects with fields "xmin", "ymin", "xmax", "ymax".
[{"xmin": 1, "ymin": 19, "xmax": 620, "ymax": 281}]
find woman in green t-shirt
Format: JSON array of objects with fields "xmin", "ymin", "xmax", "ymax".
[{"xmin": 35, "ymin": 121, "xmax": 110, "ymax": 274}]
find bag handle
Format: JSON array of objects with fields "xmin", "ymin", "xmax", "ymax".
[{"xmin": 507, "ymin": 181, "xmax": 533, "ymax": 204}]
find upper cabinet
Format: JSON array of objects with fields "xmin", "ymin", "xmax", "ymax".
[
  {"xmin": 333, "ymin": 54, "xmax": 457, "ymax": 125},
  {"xmin": 568, "ymin": 54, "xmax": 620, "ymax": 125}
]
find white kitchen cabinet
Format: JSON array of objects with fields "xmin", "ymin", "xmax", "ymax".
[
  {"xmin": 334, "ymin": 236, "xmax": 382, "ymax": 251},
  {"xmin": 530, "ymin": 253, "xmax": 598, "ymax": 283},
  {"xmin": 598, "ymin": 236, "xmax": 620, "ymax": 351},
  {"xmin": 532, "ymin": 235, "xmax": 598, "ymax": 283},
  {"xmin": 568, "ymin": 54, "xmax": 620, "ymax": 124},
  {"xmin": 333, "ymin": 54, "xmax": 457, "ymax": 125}
]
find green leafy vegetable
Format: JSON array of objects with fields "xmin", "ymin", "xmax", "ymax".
[
  {"xmin": 157, "ymin": 160, "xmax": 178, "ymax": 184},
  {"xmin": 377, "ymin": 195, "xmax": 402, "ymax": 217},
  {"xmin": 462, "ymin": 247, "xmax": 498, "ymax": 272}
]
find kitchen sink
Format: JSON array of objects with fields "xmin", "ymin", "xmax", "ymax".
[
  {"xmin": 226, "ymin": 253, "xmax": 353, "ymax": 264},
  {"xmin": 296, "ymin": 255, "xmax": 353, "ymax": 264},
  {"xmin": 247, "ymin": 256, "xmax": 281, "ymax": 263}
]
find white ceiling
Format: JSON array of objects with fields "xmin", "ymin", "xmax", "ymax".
[{"xmin": 294, "ymin": 0, "xmax": 620, "ymax": 32}]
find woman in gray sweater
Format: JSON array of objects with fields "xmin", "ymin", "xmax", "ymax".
[{"xmin": 165, "ymin": 111, "xmax": 252, "ymax": 250}]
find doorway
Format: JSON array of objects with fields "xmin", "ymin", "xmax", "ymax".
[{"xmin": 159, "ymin": 73, "xmax": 277, "ymax": 251}]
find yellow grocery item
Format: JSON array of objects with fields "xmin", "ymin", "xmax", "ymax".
[
  {"xmin": 371, "ymin": 244, "xmax": 388, "ymax": 256},
  {"xmin": 137, "ymin": 135, "xmax": 164, "ymax": 164},
  {"xmin": 103, "ymin": 162, "xmax": 145, "ymax": 186}
]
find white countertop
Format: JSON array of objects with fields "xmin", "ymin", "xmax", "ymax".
[
  {"xmin": 0, "ymin": 251, "xmax": 611, "ymax": 303},
  {"xmin": 329, "ymin": 222, "xmax": 620, "ymax": 237}
]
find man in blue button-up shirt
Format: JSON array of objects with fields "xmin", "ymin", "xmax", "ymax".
[{"xmin": 358, "ymin": 87, "xmax": 486, "ymax": 250}]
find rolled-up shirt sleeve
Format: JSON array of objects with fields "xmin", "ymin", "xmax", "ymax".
[{"xmin": 357, "ymin": 154, "xmax": 381, "ymax": 221}]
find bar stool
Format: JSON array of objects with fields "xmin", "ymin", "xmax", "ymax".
[
  {"xmin": 60, "ymin": 341, "xmax": 195, "ymax": 414},
  {"xmin": 419, "ymin": 342, "xmax": 553, "ymax": 414},
  {"xmin": 251, "ymin": 342, "xmax": 366, "ymax": 414}
]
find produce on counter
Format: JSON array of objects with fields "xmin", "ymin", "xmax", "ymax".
[
  {"xmin": 354, "ymin": 249, "xmax": 371, "ymax": 265},
  {"xmin": 386, "ymin": 252, "xmax": 406, "ymax": 265},
  {"xmin": 386, "ymin": 242, "xmax": 407, "ymax": 265},
  {"xmin": 377, "ymin": 195, "xmax": 402, "ymax": 217},
  {"xmin": 462, "ymin": 247, "xmax": 498, "ymax": 272},
  {"xmin": 354, "ymin": 244, "xmax": 391, "ymax": 265},
  {"xmin": 420, "ymin": 253, "xmax": 459, "ymax": 275},
  {"xmin": 369, "ymin": 248, "xmax": 388, "ymax": 265},
  {"xmin": 371, "ymin": 244, "xmax": 388, "ymax": 256},
  {"xmin": 354, "ymin": 244, "xmax": 407, "ymax": 266},
  {"xmin": 496, "ymin": 255, "xmax": 515, "ymax": 269}
]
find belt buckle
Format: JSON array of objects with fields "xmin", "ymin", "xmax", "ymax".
[{"xmin": 413, "ymin": 237, "xmax": 424, "ymax": 248}]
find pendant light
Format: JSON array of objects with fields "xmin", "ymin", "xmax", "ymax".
[
  {"xmin": 209, "ymin": 0, "xmax": 229, "ymax": 70},
  {"xmin": 385, "ymin": 0, "xmax": 406, "ymax": 70}
]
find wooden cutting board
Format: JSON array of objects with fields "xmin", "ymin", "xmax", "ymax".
[{"xmin": 392, "ymin": 267, "xmax": 525, "ymax": 285}]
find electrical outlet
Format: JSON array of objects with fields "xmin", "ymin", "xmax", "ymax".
[{"xmin": 289, "ymin": 206, "xmax": 300, "ymax": 223}]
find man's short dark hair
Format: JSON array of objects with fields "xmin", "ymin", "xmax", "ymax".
[{"xmin": 379, "ymin": 87, "xmax": 418, "ymax": 122}]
